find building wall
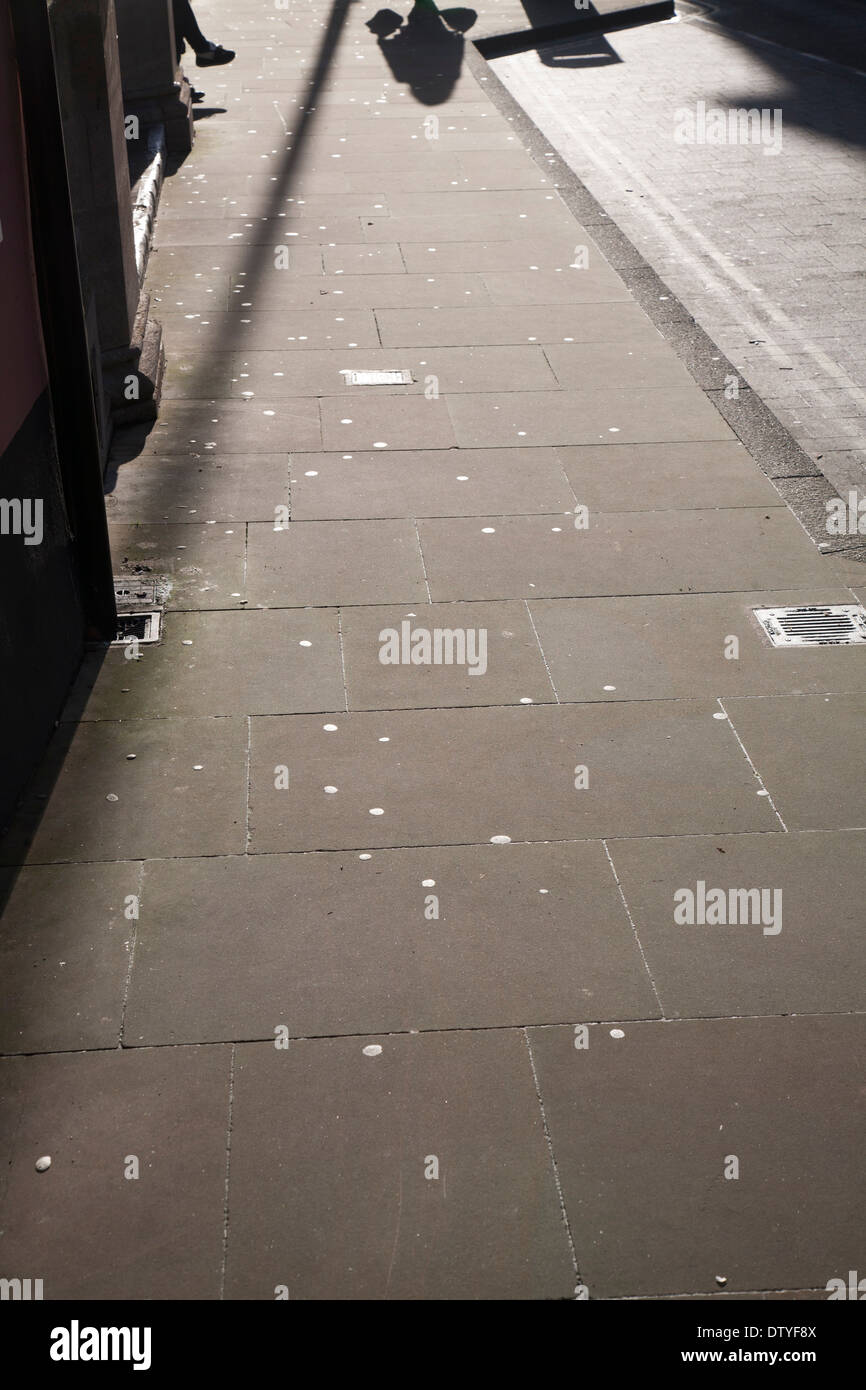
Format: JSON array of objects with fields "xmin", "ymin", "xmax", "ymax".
[{"xmin": 0, "ymin": 4, "xmax": 85, "ymax": 829}]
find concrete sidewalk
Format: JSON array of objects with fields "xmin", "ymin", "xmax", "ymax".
[
  {"xmin": 1, "ymin": 0, "xmax": 864, "ymax": 1300},
  {"xmin": 490, "ymin": 1, "xmax": 866, "ymax": 498}
]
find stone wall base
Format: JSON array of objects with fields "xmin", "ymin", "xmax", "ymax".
[{"xmin": 101, "ymin": 288, "xmax": 165, "ymax": 425}]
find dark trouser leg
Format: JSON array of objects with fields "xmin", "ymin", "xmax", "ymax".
[{"xmin": 173, "ymin": 0, "xmax": 209, "ymax": 59}]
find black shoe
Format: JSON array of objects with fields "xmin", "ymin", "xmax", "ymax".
[{"xmin": 196, "ymin": 42, "xmax": 235, "ymax": 66}]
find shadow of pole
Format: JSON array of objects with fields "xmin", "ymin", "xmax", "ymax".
[
  {"xmin": 110, "ymin": 0, "xmax": 356, "ymax": 466},
  {"xmin": 197, "ymin": 0, "xmax": 357, "ymax": 367}
]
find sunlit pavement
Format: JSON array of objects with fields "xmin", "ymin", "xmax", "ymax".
[{"xmin": 1, "ymin": 0, "xmax": 864, "ymax": 1300}]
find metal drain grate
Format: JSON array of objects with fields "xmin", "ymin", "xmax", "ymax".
[
  {"xmin": 754, "ymin": 604, "xmax": 866, "ymax": 647},
  {"xmin": 113, "ymin": 577, "xmax": 169, "ymax": 607},
  {"xmin": 112, "ymin": 575, "xmax": 167, "ymax": 646},
  {"xmin": 111, "ymin": 611, "xmax": 161, "ymax": 645},
  {"xmin": 340, "ymin": 368, "xmax": 413, "ymax": 386}
]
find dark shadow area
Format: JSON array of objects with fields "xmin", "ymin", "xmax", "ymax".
[
  {"xmin": 685, "ymin": 0, "xmax": 866, "ymax": 73},
  {"xmin": 191, "ymin": 106, "xmax": 228, "ymax": 120},
  {"xmin": 126, "ymin": 132, "xmax": 155, "ymax": 187},
  {"xmin": 522, "ymin": 2, "xmax": 621, "ymax": 67},
  {"xmin": 676, "ymin": 0, "xmax": 866, "ymax": 152},
  {"xmin": 0, "ymin": 665, "xmax": 104, "ymax": 916},
  {"xmin": 475, "ymin": 0, "xmax": 672, "ymax": 59},
  {"xmin": 537, "ymin": 30, "xmax": 621, "ymax": 67},
  {"xmin": 367, "ymin": 1, "xmax": 477, "ymax": 105},
  {"xmin": 520, "ymin": 0, "xmax": 582, "ymax": 23},
  {"xmin": 103, "ymin": 419, "xmax": 156, "ymax": 492}
]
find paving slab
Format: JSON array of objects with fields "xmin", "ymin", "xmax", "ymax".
[
  {"xmin": 526, "ymin": 1016, "xmax": 866, "ymax": 1298},
  {"xmin": 299, "ymin": 84, "xmax": 491, "ymax": 112},
  {"xmin": 446, "ymin": 387, "xmax": 732, "ymax": 448},
  {"xmin": 246, "ymin": 519, "xmax": 427, "ymax": 607},
  {"xmin": 340, "ymin": 600, "xmax": 554, "ymax": 709},
  {"xmin": 556, "ymin": 441, "xmax": 782, "ymax": 512},
  {"xmin": 418, "ymin": 510, "xmax": 834, "ymax": 602},
  {"xmin": 224, "ymin": 1031, "xmax": 575, "ymax": 1299},
  {"xmin": 124, "ymin": 841, "xmax": 658, "ymax": 1045},
  {"xmin": 259, "ymin": 167, "xmax": 488, "ymax": 196},
  {"xmin": 301, "ymin": 106, "xmax": 511, "ymax": 131},
  {"xmin": 363, "ymin": 212, "xmax": 576, "ymax": 243},
  {"xmin": 109, "ymin": 523, "xmax": 246, "ymax": 611},
  {"xmin": 147, "ymin": 243, "xmax": 324, "ymax": 277},
  {"xmin": 319, "ymin": 394, "xmax": 456, "ymax": 451},
  {"xmin": 383, "ymin": 190, "xmax": 574, "ymax": 220},
  {"xmin": 227, "ymin": 272, "xmax": 494, "ymax": 310},
  {"xmin": 482, "ymin": 267, "xmax": 631, "ymax": 305},
  {"xmin": 165, "ymin": 345, "xmax": 559, "ymax": 399},
  {"xmin": 154, "ymin": 216, "xmax": 364, "ymax": 244},
  {"xmin": 0, "ymin": 862, "xmax": 135, "ymax": 1053},
  {"xmin": 607, "ymin": 829, "xmax": 866, "ymax": 1018},
  {"xmin": 0, "ymin": 1046, "xmax": 229, "ymax": 1298},
  {"xmin": 146, "ymin": 275, "xmax": 236, "ymax": 312},
  {"xmin": 2, "ymin": 717, "xmax": 247, "ymax": 866},
  {"xmin": 289, "ymin": 447, "xmax": 575, "ymax": 520},
  {"xmin": 163, "ymin": 192, "xmax": 394, "ymax": 221},
  {"xmin": 723, "ymin": 692, "xmax": 866, "ymax": 831},
  {"xmin": 321, "ymin": 243, "xmax": 406, "ymax": 273},
  {"xmin": 376, "ymin": 302, "xmax": 660, "ymax": 347},
  {"xmin": 335, "ymin": 103, "xmax": 511, "ymax": 125},
  {"xmin": 105, "ymin": 453, "xmax": 289, "ymax": 525},
  {"xmin": 162, "ymin": 151, "xmax": 289, "ymax": 179},
  {"xmin": 529, "ymin": 590, "xmax": 866, "ymax": 702},
  {"xmin": 309, "ymin": 156, "xmax": 479, "ymax": 184},
  {"xmin": 316, "ymin": 131, "xmax": 522, "ymax": 154},
  {"xmin": 159, "ymin": 310, "xmax": 380, "ymax": 352},
  {"xmin": 248, "ymin": 702, "xmax": 778, "ymax": 853},
  {"xmin": 544, "ymin": 341, "xmax": 695, "ymax": 391},
  {"xmin": 455, "ymin": 151, "xmax": 553, "ymax": 187},
  {"xmin": 399, "ymin": 239, "xmax": 599, "ymax": 274},
  {"xmin": 142, "ymin": 396, "xmax": 322, "ymax": 451},
  {"xmin": 67, "ymin": 609, "xmax": 345, "ymax": 720},
  {"xmin": 150, "ymin": 273, "xmax": 230, "ymax": 311}
]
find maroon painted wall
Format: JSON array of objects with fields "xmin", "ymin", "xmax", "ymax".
[
  {"xmin": 0, "ymin": 6, "xmax": 48, "ymax": 456},
  {"xmin": 0, "ymin": 1, "xmax": 85, "ymax": 830}
]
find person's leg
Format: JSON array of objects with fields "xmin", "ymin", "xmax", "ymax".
[
  {"xmin": 174, "ymin": 0, "xmax": 210, "ymax": 54},
  {"xmin": 173, "ymin": 0, "xmax": 236, "ymax": 67}
]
